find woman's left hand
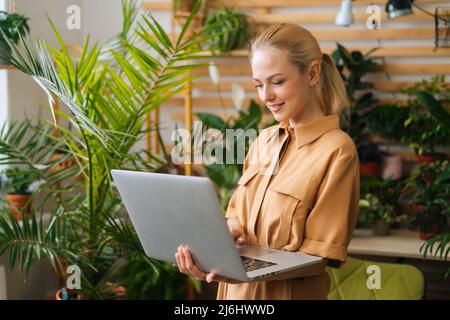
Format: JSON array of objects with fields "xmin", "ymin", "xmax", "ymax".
[{"xmin": 175, "ymin": 245, "xmax": 244, "ymax": 284}]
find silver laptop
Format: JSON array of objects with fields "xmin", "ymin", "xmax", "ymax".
[{"xmin": 111, "ymin": 169, "xmax": 323, "ymax": 281}]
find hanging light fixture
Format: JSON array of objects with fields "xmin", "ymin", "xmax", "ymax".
[
  {"xmin": 386, "ymin": 0, "xmax": 414, "ymax": 19},
  {"xmin": 335, "ymin": 0, "xmax": 354, "ymax": 27}
]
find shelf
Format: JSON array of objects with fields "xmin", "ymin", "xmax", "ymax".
[
  {"xmin": 348, "ymin": 228, "xmax": 450, "ymax": 261},
  {"xmin": 0, "ymin": 65, "xmax": 14, "ymax": 70},
  {"xmin": 141, "ymin": 0, "xmax": 440, "ymax": 10}
]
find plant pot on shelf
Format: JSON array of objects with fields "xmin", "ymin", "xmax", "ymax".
[
  {"xmin": 416, "ymin": 154, "xmax": 443, "ymax": 164},
  {"xmin": 418, "ymin": 226, "xmax": 440, "ymax": 241},
  {"xmin": 360, "ymin": 162, "xmax": 379, "ymax": 178},
  {"xmin": 49, "ymin": 152, "xmax": 75, "ymax": 173},
  {"xmin": 55, "ymin": 287, "xmax": 82, "ymax": 300},
  {"xmin": 6, "ymin": 193, "xmax": 31, "ymax": 220},
  {"xmin": 372, "ymin": 220, "xmax": 391, "ymax": 236},
  {"xmin": 412, "ymin": 203, "xmax": 425, "ymax": 213},
  {"xmin": 382, "ymin": 153, "xmax": 403, "ymax": 180}
]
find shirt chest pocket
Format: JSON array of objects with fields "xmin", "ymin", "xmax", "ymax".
[{"xmin": 268, "ymin": 181, "xmax": 306, "ymax": 248}]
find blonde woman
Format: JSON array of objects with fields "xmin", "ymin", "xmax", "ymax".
[{"xmin": 176, "ymin": 23, "xmax": 360, "ymax": 300}]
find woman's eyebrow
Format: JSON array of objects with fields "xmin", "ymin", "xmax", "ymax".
[{"xmin": 252, "ymin": 73, "xmax": 284, "ymax": 81}]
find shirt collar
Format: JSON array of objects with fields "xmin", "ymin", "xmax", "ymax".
[{"xmin": 265, "ymin": 115, "xmax": 341, "ymax": 149}]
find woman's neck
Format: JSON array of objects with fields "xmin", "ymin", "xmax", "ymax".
[{"xmin": 288, "ymin": 103, "xmax": 325, "ymax": 128}]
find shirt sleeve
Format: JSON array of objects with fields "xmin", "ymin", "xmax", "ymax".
[{"xmin": 299, "ymin": 152, "xmax": 360, "ymax": 266}]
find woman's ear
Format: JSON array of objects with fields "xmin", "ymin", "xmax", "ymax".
[{"xmin": 308, "ymin": 61, "xmax": 321, "ymax": 86}]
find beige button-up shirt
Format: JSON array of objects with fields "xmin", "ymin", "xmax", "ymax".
[{"xmin": 217, "ymin": 115, "xmax": 360, "ymax": 300}]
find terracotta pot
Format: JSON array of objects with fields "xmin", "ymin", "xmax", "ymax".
[
  {"xmin": 382, "ymin": 154, "xmax": 402, "ymax": 180},
  {"xmin": 55, "ymin": 287, "xmax": 82, "ymax": 300},
  {"xmin": 372, "ymin": 220, "xmax": 391, "ymax": 236},
  {"xmin": 418, "ymin": 226, "xmax": 439, "ymax": 241},
  {"xmin": 6, "ymin": 193, "xmax": 31, "ymax": 220},
  {"xmin": 416, "ymin": 154, "xmax": 442, "ymax": 164},
  {"xmin": 110, "ymin": 285, "xmax": 126, "ymax": 300},
  {"xmin": 412, "ymin": 203, "xmax": 424, "ymax": 213},
  {"xmin": 49, "ymin": 153, "xmax": 75, "ymax": 174},
  {"xmin": 360, "ymin": 162, "xmax": 379, "ymax": 178}
]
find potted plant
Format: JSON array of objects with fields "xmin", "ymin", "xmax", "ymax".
[
  {"xmin": 402, "ymin": 76, "xmax": 450, "ymax": 163},
  {"xmin": 0, "ymin": 11, "xmax": 30, "ymax": 65},
  {"xmin": 332, "ymin": 43, "xmax": 380, "ymax": 145},
  {"xmin": 332, "ymin": 43, "xmax": 384, "ymax": 176},
  {"xmin": 409, "ymin": 205, "xmax": 448, "ymax": 240},
  {"xmin": 403, "ymin": 160, "xmax": 450, "ymax": 239},
  {"xmin": 403, "ymin": 107, "xmax": 448, "ymax": 163},
  {"xmin": 358, "ymin": 193, "xmax": 407, "ymax": 235},
  {"xmin": 3, "ymin": 167, "xmax": 35, "ymax": 220},
  {"xmin": 204, "ymin": 6, "xmax": 251, "ymax": 52},
  {"xmin": 0, "ymin": 0, "xmax": 224, "ymax": 299}
]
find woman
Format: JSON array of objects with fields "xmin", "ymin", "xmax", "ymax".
[{"xmin": 175, "ymin": 23, "xmax": 360, "ymax": 300}]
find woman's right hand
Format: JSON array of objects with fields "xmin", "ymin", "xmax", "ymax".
[{"xmin": 227, "ymin": 217, "xmax": 246, "ymax": 245}]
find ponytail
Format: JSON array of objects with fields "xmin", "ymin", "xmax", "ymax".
[{"xmin": 317, "ymin": 53, "xmax": 349, "ymax": 116}]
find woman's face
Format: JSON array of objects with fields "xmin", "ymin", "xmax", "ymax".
[{"xmin": 251, "ymin": 47, "xmax": 321, "ymax": 126}]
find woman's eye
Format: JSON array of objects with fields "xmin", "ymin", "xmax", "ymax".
[
  {"xmin": 273, "ymin": 81, "xmax": 284, "ymax": 85},
  {"xmin": 254, "ymin": 84, "xmax": 263, "ymax": 89}
]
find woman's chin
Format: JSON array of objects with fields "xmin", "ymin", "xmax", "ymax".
[{"xmin": 272, "ymin": 112, "xmax": 287, "ymax": 122}]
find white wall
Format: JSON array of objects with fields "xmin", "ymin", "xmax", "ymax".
[
  {"xmin": 7, "ymin": 0, "xmax": 83, "ymax": 122},
  {"xmin": 82, "ymin": 0, "xmax": 123, "ymax": 43}
]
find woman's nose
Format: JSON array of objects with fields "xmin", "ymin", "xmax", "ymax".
[{"xmin": 262, "ymin": 87, "xmax": 275, "ymax": 102}]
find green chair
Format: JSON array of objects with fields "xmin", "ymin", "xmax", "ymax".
[{"xmin": 326, "ymin": 256, "xmax": 425, "ymax": 300}]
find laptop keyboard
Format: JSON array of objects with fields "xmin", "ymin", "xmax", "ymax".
[{"xmin": 240, "ymin": 256, "xmax": 278, "ymax": 272}]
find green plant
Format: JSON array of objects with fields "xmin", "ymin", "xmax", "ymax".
[
  {"xmin": 3, "ymin": 168, "xmax": 35, "ymax": 194},
  {"xmin": 421, "ymin": 232, "xmax": 450, "ymax": 278},
  {"xmin": 111, "ymin": 254, "xmax": 198, "ymax": 299},
  {"xmin": 404, "ymin": 160, "xmax": 450, "ymax": 207},
  {"xmin": 409, "ymin": 205, "xmax": 448, "ymax": 234},
  {"xmin": 364, "ymin": 104, "xmax": 410, "ymax": 141},
  {"xmin": 0, "ymin": 11, "xmax": 29, "ymax": 64},
  {"xmin": 0, "ymin": 11, "xmax": 29, "ymax": 43},
  {"xmin": 196, "ymin": 99, "xmax": 268, "ymax": 209},
  {"xmin": 360, "ymin": 176, "xmax": 404, "ymax": 203},
  {"xmin": 402, "ymin": 76, "xmax": 450, "ymax": 156},
  {"xmin": 332, "ymin": 43, "xmax": 379, "ymax": 104},
  {"xmin": 402, "ymin": 160, "xmax": 450, "ymax": 236},
  {"xmin": 204, "ymin": 6, "xmax": 250, "ymax": 52},
  {"xmin": 332, "ymin": 43, "xmax": 380, "ymax": 155},
  {"xmin": 0, "ymin": 0, "xmax": 226, "ymax": 299},
  {"xmin": 403, "ymin": 106, "xmax": 449, "ymax": 156},
  {"xmin": 358, "ymin": 193, "xmax": 406, "ymax": 227}
]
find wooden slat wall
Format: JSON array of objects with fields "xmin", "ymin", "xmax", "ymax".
[{"xmin": 142, "ymin": 0, "xmax": 450, "ymax": 159}]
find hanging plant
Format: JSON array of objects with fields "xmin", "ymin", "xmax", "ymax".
[
  {"xmin": 204, "ymin": 7, "xmax": 250, "ymax": 52},
  {"xmin": 0, "ymin": 11, "xmax": 30, "ymax": 64}
]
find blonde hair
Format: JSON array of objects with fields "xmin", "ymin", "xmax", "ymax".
[{"xmin": 249, "ymin": 23, "xmax": 349, "ymax": 116}]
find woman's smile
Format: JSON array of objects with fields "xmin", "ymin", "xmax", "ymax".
[{"xmin": 267, "ymin": 102, "xmax": 285, "ymax": 112}]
